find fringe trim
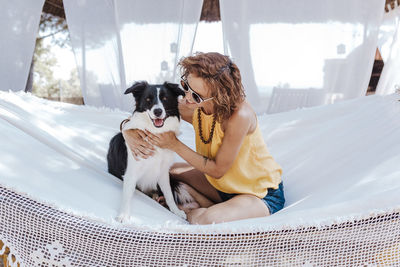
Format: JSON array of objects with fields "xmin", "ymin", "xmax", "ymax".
[{"xmin": 1, "ymin": 182, "xmax": 400, "ymax": 235}]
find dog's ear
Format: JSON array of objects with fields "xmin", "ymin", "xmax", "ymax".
[
  {"xmin": 125, "ymin": 81, "xmax": 148, "ymax": 98},
  {"xmin": 164, "ymin": 82, "xmax": 185, "ymax": 97}
]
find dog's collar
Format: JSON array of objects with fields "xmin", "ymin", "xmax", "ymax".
[{"xmin": 120, "ymin": 118, "xmax": 130, "ymax": 131}]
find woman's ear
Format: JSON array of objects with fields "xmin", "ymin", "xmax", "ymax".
[{"xmin": 164, "ymin": 82, "xmax": 185, "ymax": 97}]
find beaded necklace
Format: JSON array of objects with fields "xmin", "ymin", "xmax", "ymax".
[{"xmin": 197, "ymin": 108, "xmax": 216, "ymax": 144}]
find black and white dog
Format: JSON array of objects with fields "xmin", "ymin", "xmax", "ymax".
[{"xmin": 107, "ymin": 81, "xmax": 192, "ymax": 222}]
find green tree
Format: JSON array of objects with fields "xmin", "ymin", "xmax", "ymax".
[
  {"xmin": 32, "ymin": 38, "xmax": 60, "ymax": 98},
  {"xmin": 30, "ymin": 13, "xmax": 82, "ymax": 102},
  {"xmin": 59, "ymin": 69, "xmax": 82, "ymax": 98}
]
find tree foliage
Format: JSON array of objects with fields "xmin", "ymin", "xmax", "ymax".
[
  {"xmin": 32, "ymin": 38, "xmax": 59, "ymax": 98},
  {"xmin": 31, "ymin": 13, "xmax": 82, "ymax": 101},
  {"xmin": 38, "ymin": 13, "xmax": 68, "ymax": 47}
]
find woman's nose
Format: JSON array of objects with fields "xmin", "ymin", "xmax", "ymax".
[{"xmin": 183, "ymin": 90, "xmax": 193, "ymax": 101}]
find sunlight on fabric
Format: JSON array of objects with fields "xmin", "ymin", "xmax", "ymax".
[
  {"xmin": 0, "ymin": 0, "xmax": 44, "ymax": 92},
  {"xmin": 78, "ymin": 21, "xmax": 224, "ymax": 85},
  {"xmin": 376, "ymin": 6, "xmax": 400, "ymax": 95},
  {"xmin": 378, "ymin": 22, "xmax": 399, "ymax": 62},
  {"xmin": 64, "ymin": 0, "xmax": 202, "ymax": 111},
  {"xmin": 378, "ymin": 3, "xmax": 400, "ymax": 63},
  {"xmin": 35, "ymin": 119, "xmax": 79, "ymax": 139},
  {"xmin": 283, "ymin": 195, "xmax": 311, "ymax": 210},
  {"xmin": 354, "ymin": 157, "xmax": 400, "ymax": 188},
  {"xmin": 120, "ymin": 23, "xmax": 195, "ymax": 85},
  {"xmin": 250, "ymin": 22, "xmax": 364, "ymax": 95},
  {"xmin": 220, "ymin": 0, "xmax": 385, "ymax": 114},
  {"xmin": 78, "ymin": 40, "xmax": 121, "ymax": 86},
  {"xmin": 0, "ymin": 158, "xmax": 15, "ymax": 177},
  {"xmin": 192, "ymin": 22, "xmax": 224, "ymax": 54}
]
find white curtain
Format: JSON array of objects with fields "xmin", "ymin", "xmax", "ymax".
[
  {"xmin": 220, "ymin": 0, "xmax": 385, "ymax": 114},
  {"xmin": 0, "ymin": 0, "xmax": 44, "ymax": 92},
  {"xmin": 377, "ymin": 4, "xmax": 399, "ymax": 63},
  {"xmin": 64, "ymin": 0, "xmax": 203, "ymax": 111},
  {"xmin": 376, "ymin": 5, "xmax": 400, "ymax": 95}
]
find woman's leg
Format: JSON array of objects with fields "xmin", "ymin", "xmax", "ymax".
[
  {"xmin": 170, "ymin": 162, "xmax": 222, "ymax": 204},
  {"xmin": 170, "ymin": 163, "xmax": 270, "ymax": 224},
  {"xmin": 187, "ymin": 194, "xmax": 270, "ymax": 225},
  {"xmin": 178, "ymin": 183, "xmax": 214, "ymax": 208}
]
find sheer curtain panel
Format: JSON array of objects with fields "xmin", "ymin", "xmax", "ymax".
[
  {"xmin": 0, "ymin": 0, "xmax": 44, "ymax": 92},
  {"xmin": 64, "ymin": 0, "xmax": 202, "ymax": 111},
  {"xmin": 377, "ymin": 4, "xmax": 399, "ymax": 63},
  {"xmin": 220, "ymin": 0, "xmax": 385, "ymax": 114},
  {"xmin": 376, "ymin": 5, "xmax": 400, "ymax": 95}
]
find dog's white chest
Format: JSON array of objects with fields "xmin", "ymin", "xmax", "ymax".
[{"xmin": 125, "ymin": 148, "xmax": 174, "ymax": 193}]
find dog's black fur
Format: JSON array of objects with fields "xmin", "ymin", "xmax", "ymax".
[{"xmin": 107, "ymin": 132, "xmax": 128, "ymax": 179}]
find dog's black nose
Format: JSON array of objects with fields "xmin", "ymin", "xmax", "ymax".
[{"xmin": 153, "ymin": 108, "xmax": 163, "ymax": 117}]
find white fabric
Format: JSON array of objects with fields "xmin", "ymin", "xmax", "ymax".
[
  {"xmin": 0, "ymin": 91, "xmax": 400, "ymax": 266},
  {"xmin": 0, "ymin": 92, "xmax": 185, "ymax": 227},
  {"xmin": 377, "ymin": 4, "xmax": 400, "ymax": 62},
  {"xmin": 376, "ymin": 5, "xmax": 400, "ymax": 95},
  {"xmin": 0, "ymin": 0, "xmax": 44, "ymax": 92},
  {"xmin": 220, "ymin": 0, "xmax": 385, "ymax": 114},
  {"xmin": 64, "ymin": 0, "xmax": 202, "ymax": 111},
  {"xmin": 0, "ymin": 91, "xmax": 400, "ymax": 228}
]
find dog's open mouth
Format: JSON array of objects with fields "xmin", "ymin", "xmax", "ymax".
[{"xmin": 151, "ymin": 118, "xmax": 165, "ymax": 128}]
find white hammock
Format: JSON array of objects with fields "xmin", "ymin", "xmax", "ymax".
[{"xmin": 0, "ymin": 91, "xmax": 399, "ymax": 266}]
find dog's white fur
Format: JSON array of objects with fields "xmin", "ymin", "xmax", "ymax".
[{"xmin": 117, "ymin": 111, "xmax": 186, "ymax": 223}]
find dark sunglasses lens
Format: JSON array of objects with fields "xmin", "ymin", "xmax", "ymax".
[
  {"xmin": 180, "ymin": 80, "xmax": 189, "ymax": 91},
  {"xmin": 181, "ymin": 79, "xmax": 202, "ymax": 103},
  {"xmin": 192, "ymin": 92, "xmax": 202, "ymax": 103}
]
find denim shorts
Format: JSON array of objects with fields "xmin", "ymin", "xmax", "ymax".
[{"xmin": 217, "ymin": 182, "xmax": 285, "ymax": 215}]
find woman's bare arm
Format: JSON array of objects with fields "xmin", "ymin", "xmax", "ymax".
[{"xmin": 146, "ymin": 104, "xmax": 255, "ymax": 178}]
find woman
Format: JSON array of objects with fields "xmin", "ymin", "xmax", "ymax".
[{"xmin": 123, "ymin": 52, "xmax": 284, "ymax": 224}]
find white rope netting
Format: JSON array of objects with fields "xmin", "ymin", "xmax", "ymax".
[
  {"xmin": 1, "ymin": 91, "xmax": 400, "ymax": 266},
  {"xmin": 1, "ymin": 186, "xmax": 399, "ymax": 266}
]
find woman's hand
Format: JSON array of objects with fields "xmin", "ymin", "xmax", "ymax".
[
  {"xmin": 122, "ymin": 129, "xmax": 155, "ymax": 160},
  {"xmin": 145, "ymin": 130, "xmax": 179, "ymax": 150}
]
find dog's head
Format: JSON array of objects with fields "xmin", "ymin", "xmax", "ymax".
[{"xmin": 124, "ymin": 81, "xmax": 184, "ymax": 128}]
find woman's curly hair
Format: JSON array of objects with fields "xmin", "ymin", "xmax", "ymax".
[{"xmin": 178, "ymin": 52, "xmax": 246, "ymax": 122}]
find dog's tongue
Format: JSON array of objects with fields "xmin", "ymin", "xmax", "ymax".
[{"xmin": 154, "ymin": 119, "xmax": 164, "ymax": 127}]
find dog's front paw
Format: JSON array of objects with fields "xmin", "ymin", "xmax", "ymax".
[{"xmin": 116, "ymin": 213, "xmax": 130, "ymax": 223}]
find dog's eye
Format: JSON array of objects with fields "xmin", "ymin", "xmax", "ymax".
[
  {"xmin": 162, "ymin": 96, "xmax": 167, "ymax": 101},
  {"xmin": 146, "ymin": 98, "xmax": 151, "ymax": 102}
]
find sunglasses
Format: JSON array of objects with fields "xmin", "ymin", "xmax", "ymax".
[{"xmin": 180, "ymin": 76, "xmax": 213, "ymax": 104}]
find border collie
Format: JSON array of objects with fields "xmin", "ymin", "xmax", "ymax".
[{"xmin": 107, "ymin": 81, "xmax": 192, "ymax": 222}]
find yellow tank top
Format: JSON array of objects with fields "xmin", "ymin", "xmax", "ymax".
[{"xmin": 193, "ymin": 108, "xmax": 282, "ymax": 198}]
